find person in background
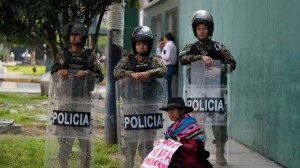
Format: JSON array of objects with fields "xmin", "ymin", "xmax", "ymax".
[
  {"xmin": 159, "ymin": 97, "xmax": 212, "ymax": 168},
  {"xmin": 156, "ymin": 37, "xmax": 165, "ymax": 55},
  {"xmin": 154, "ymin": 32, "xmax": 177, "ymax": 98},
  {"xmin": 179, "ymin": 10, "xmax": 236, "ymax": 165}
]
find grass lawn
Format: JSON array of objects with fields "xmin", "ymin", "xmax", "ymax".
[
  {"xmin": 0, "ymin": 135, "xmax": 45, "ymax": 168},
  {"xmin": 0, "ymin": 64, "xmax": 116, "ymax": 167},
  {"xmin": 4, "ymin": 64, "xmax": 107, "ymax": 77},
  {"xmin": 4, "ymin": 65, "xmax": 46, "ymax": 75},
  {"xmin": 0, "ymin": 93, "xmax": 118, "ymax": 168},
  {"xmin": 0, "ymin": 135, "xmax": 118, "ymax": 168}
]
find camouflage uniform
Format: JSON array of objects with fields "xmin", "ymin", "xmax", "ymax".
[
  {"xmin": 113, "ymin": 54, "xmax": 167, "ymax": 79},
  {"xmin": 114, "ymin": 54, "xmax": 167, "ymax": 168},
  {"xmin": 179, "ymin": 40, "xmax": 236, "ymax": 72},
  {"xmin": 52, "ymin": 48, "xmax": 104, "ymax": 82},
  {"xmin": 51, "ymin": 48, "xmax": 104, "ymax": 168},
  {"xmin": 179, "ymin": 39, "xmax": 236, "ymax": 164}
]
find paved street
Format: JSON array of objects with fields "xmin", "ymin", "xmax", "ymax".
[
  {"xmin": 0, "ymin": 73, "xmax": 41, "ymax": 93},
  {"xmin": 0, "ymin": 73, "xmax": 106, "ymax": 96},
  {"xmin": 0, "ymin": 81, "xmax": 40, "ymax": 93}
]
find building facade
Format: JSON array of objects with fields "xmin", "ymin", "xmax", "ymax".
[{"xmin": 141, "ymin": 0, "xmax": 300, "ymax": 168}]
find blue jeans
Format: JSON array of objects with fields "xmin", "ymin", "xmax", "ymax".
[{"xmin": 164, "ymin": 65, "xmax": 175, "ymax": 98}]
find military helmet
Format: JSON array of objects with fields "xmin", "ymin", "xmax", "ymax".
[
  {"xmin": 63, "ymin": 21, "xmax": 88, "ymax": 47},
  {"xmin": 191, "ymin": 10, "xmax": 214, "ymax": 37},
  {"xmin": 131, "ymin": 26, "xmax": 154, "ymax": 55}
]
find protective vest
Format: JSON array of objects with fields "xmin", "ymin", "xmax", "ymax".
[
  {"xmin": 188, "ymin": 41, "xmax": 228, "ymax": 85},
  {"xmin": 128, "ymin": 54, "xmax": 155, "ymax": 72},
  {"xmin": 189, "ymin": 41, "xmax": 222, "ymax": 60},
  {"xmin": 62, "ymin": 48, "xmax": 92, "ymax": 70}
]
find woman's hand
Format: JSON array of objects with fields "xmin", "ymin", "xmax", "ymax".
[
  {"xmin": 202, "ymin": 55, "xmax": 214, "ymax": 67},
  {"xmin": 131, "ymin": 71, "xmax": 150, "ymax": 81},
  {"xmin": 74, "ymin": 70, "xmax": 90, "ymax": 78},
  {"xmin": 59, "ymin": 69, "xmax": 69, "ymax": 79},
  {"xmin": 204, "ymin": 67, "xmax": 221, "ymax": 79}
]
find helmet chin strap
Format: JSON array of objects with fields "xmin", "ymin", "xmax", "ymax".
[
  {"xmin": 70, "ymin": 42, "xmax": 82, "ymax": 52},
  {"xmin": 70, "ymin": 42, "xmax": 82, "ymax": 45},
  {"xmin": 70, "ymin": 41, "xmax": 83, "ymax": 48},
  {"xmin": 137, "ymin": 51, "xmax": 148, "ymax": 56}
]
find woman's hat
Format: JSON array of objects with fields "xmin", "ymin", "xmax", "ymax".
[{"xmin": 159, "ymin": 97, "xmax": 193, "ymax": 113}]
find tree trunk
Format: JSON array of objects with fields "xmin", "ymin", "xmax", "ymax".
[{"xmin": 105, "ymin": 1, "xmax": 125, "ymax": 144}]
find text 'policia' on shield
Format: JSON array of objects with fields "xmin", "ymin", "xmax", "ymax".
[
  {"xmin": 52, "ymin": 110, "xmax": 91, "ymax": 127},
  {"xmin": 187, "ymin": 98, "xmax": 225, "ymax": 113},
  {"xmin": 123, "ymin": 113, "xmax": 163, "ymax": 130}
]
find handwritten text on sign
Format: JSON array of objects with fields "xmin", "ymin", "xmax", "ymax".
[{"xmin": 140, "ymin": 139, "xmax": 182, "ymax": 168}]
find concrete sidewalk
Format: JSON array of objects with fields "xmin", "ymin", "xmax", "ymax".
[
  {"xmin": 204, "ymin": 125, "xmax": 284, "ymax": 168},
  {"xmin": 0, "ymin": 73, "xmax": 106, "ymax": 95},
  {"xmin": 0, "ymin": 73, "xmax": 41, "ymax": 82},
  {"xmin": 0, "ymin": 73, "xmax": 41, "ymax": 93},
  {"xmin": 0, "ymin": 80, "xmax": 106, "ymax": 96},
  {"xmin": 0, "ymin": 81, "xmax": 41, "ymax": 94}
]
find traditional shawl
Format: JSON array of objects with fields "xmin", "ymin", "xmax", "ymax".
[{"xmin": 165, "ymin": 113, "xmax": 206, "ymax": 145}]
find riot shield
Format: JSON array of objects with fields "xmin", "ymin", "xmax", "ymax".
[
  {"xmin": 183, "ymin": 60, "xmax": 231, "ymax": 166},
  {"xmin": 116, "ymin": 77, "xmax": 168, "ymax": 168},
  {"xmin": 44, "ymin": 72, "xmax": 103, "ymax": 168}
]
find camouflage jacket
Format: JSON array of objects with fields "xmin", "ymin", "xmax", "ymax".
[
  {"xmin": 179, "ymin": 40, "xmax": 236, "ymax": 73},
  {"xmin": 113, "ymin": 54, "xmax": 167, "ymax": 80},
  {"xmin": 51, "ymin": 48, "xmax": 104, "ymax": 83}
]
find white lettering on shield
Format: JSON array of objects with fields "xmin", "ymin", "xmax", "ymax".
[
  {"xmin": 187, "ymin": 98, "xmax": 225, "ymax": 113},
  {"xmin": 124, "ymin": 113, "xmax": 163, "ymax": 130},
  {"xmin": 52, "ymin": 110, "xmax": 91, "ymax": 127}
]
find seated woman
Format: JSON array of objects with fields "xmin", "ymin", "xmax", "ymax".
[{"xmin": 159, "ymin": 97, "xmax": 213, "ymax": 168}]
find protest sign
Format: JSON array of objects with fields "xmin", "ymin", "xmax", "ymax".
[{"xmin": 140, "ymin": 139, "xmax": 182, "ymax": 168}]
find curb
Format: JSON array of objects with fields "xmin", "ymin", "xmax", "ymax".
[
  {"xmin": 0, "ymin": 77, "xmax": 106, "ymax": 85},
  {"xmin": 0, "ymin": 77, "xmax": 40, "ymax": 83}
]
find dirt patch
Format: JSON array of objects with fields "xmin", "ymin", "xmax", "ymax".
[{"xmin": 22, "ymin": 124, "xmax": 46, "ymax": 137}]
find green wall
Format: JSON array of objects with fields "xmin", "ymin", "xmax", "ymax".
[
  {"xmin": 179, "ymin": 0, "xmax": 299, "ymax": 167},
  {"xmin": 124, "ymin": 4, "xmax": 139, "ymax": 52}
]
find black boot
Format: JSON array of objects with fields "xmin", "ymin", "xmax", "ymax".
[
  {"xmin": 58, "ymin": 158, "xmax": 68, "ymax": 168},
  {"xmin": 216, "ymin": 143, "xmax": 227, "ymax": 165},
  {"xmin": 80, "ymin": 160, "xmax": 90, "ymax": 168}
]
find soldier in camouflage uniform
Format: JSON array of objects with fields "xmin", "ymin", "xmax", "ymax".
[
  {"xmin": 114, "ymin": 27, "xmax": 166, "ymax": 80},
  {"xmin": 52, "ymin": 21, "xmax": 103, "ymax": 82},
  {"xmin": 114, "ymin": 26, "xmax": 167, "ymax": 168},
  {"xmin": 51, "ymin": 21, "xmax": 104, "ymax": 168},
  {"xmin": 179, "ymin": 10, "xmax": 236, "ymax": 166}
]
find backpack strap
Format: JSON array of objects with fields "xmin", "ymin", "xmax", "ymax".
[
  {"xmin": 128, "ymin": 54, "xmax": 137, "ymax": 71},
  {"xmin": 80, "ymin": 49, "xmax": 92, "ymax": 70},
  {"xmin": 128, "ymin": 54, "xmax": 154, "ymax": 72},
  {"xmin": 146, "ymin": 56, "xmax": 154, "ymax": 70},
  {"xmin": 62, "ymin": 48, "xmax": 92, "ymax": 70},
  {"xmin": 207, "ymin": 41, "xmax": 222, "ymax": 60},
  {"xmin": 62, "ymin": 48, "xmax": 72, "ymax": 69}
]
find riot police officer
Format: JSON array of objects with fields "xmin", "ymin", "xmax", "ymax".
[
  {"xmin": 179, "ymin": 10, "xmax": 236, "ymax": 166},
  {"xmin": 114, "ymin": 26, "xmax": 167, "ymax": 80},
  {"xmin": 52, "ymin": 21, "xmax": 103, "ymax": 82},
  {"xmin": 50, "ymin": 21, "xmax": 104, "ymax": 168},
  {"xmin": 114, "ymin": 26, "xmax": 167, "ymax": 168}
]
